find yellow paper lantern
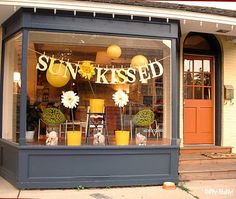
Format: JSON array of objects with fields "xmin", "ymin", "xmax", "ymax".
[
  {"xmin": 107, "ymin": 44, "xmax": 122, "ymax": 59},
  {"xmin": 46, "ymin": 63, "xmax": 70, "ymax": 87},
  {"xmin": 131, "ymin": 55, "xmax": 148, "ymax": 68}
]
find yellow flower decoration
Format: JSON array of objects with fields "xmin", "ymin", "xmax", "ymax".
[{"xmin": 78, "ymin": 61, "xmax": 95, "ymax": 80}]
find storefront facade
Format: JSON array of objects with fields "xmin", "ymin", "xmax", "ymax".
[
  {"xmin": 0, "ymin": 8, "xmax": 179, "ymax": 188},
  {"xmin": 1, "ymin": 0, "xmax": 236, "ymax": 189}
]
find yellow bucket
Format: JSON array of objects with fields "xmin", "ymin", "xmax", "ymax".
[
  {"xmin": 67, "ymin": 131, "xmax": 82, "ymax": 146},
  {"xmin": 89, "ymin": 99, "xmax": 104, "ymax": 113},
  {"xmin": 115, "ymin": 130, "xmax": 130, "ymax": 145}
]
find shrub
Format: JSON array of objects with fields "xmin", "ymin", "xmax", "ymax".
[
  {"xmin": 42, "ymin": 108, "xmax": 66, "ymax": 125},
  {"xmin": 132, "ymin": 109, "xmax": 154, "ymax": 127}
]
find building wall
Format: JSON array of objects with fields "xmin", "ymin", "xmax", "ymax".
[{"xmin": 217, "ymin": 35, "xmax": 236, "ymax": 153}]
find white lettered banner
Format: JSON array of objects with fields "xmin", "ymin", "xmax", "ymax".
[{"xmin": 36, "ymin": 54, "xmax": 165, "ymax": 84}]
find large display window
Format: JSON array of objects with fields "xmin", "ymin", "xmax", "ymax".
[
  {"xmin": 2, "ymin": 33, "xmax": 22, "ymax": 142},
  {"xmin": 3, "ymin": 31, "xmax": 172, "ymax": 146}
]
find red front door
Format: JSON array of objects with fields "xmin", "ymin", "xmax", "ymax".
[{"xmin": 183, "ymin": 55, "xmax": 214, "ymax": 144}]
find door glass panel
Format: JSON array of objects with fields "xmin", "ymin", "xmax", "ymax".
[
  {"xmin": 184, "ymin": 72, "xmax": 193, "ymax": 85},
  {"xmin": 204, "ymin": 87, "xmax": 211, "ymax": 99},
  {"xmin": 203, "ymin": 60, "xmax": 210, "ymax": 72},
  {"xmin": 194, "ymin": 73, "xmax": 202, "ymax": 85},
  {"xmin": 194, "ymin": 87, "xmax": 202, "ymax": 99},
  {"xmin": 204, "ymin": 73, "xmax": 211, "ymax": 86},
  {"xmin": 184, "ymin": 56, "xmax": 213, "ymax": 101},
  {"xmin": 184, "ymin": 59, "xmax": 193, "ymax": 72},
  {"xmin": 184, "ymin": 87, "xmax": 193, "ymax": 99},
  {"xmin": 194, "ymin": 60, "xmax": 202, "ymax": 72}
]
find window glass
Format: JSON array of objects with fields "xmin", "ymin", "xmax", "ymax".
[
  {"xmin": 194, "ymin": 87, "xmax": 202, "ymax": 99},
  {"xmin": 26, "ymin": 31, "xmax": 172, "ymax": 146},
  {"xmin": 203, "ymin": 60, "xmax": 210, "ymax": 72},
  {"xmin": 204, "ymin": 87, "xmax": 211, "ymax": 99},
  {"xmin": 184, "ymin": 72, "xmax": 193, "ymax": 85},
  {"xmin": 2, "ymin": 33, "xmax": 22, "ymax": 142},
  {"xmin": 184, "ymin": 59, "xmax": 193, "ymax": 72},
  {"xmin": 204, "ymin": 73, "xmax": 211, "ymax": 86},
  {"xmin": 184, "ymin": 87, "xmax": 193, "ymax": 99},
  {"xmin": 194, "ymin": 73, "xmax": 202, "ymax": 85},
  {"xmin": 194, "ymin": 60, "xmax": 202, "ymax": 72}
]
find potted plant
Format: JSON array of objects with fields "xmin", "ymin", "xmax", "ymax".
[
  {"xmin": 132, "ymin": 109, "xmax": 155, "ymax": 127},
  {"xmin": 41, "ymin": 107, "xmax": 66, "ymax": 144},
  {"xmin": 61, "ymin": 91, "xmax": 81, "ymax": 146},
  {"xmin": 26, "ymin": 101, "xmax": 40, "ymax": 141},
  {"xmin": 41, "ymin": 107, "xmax": 66, "ymax": 126},
  {"xmin": 78, "ymin": 61, "xmax": 104, "ymax": 114},
  {"xmin": 132, "ymin": 109, "xmax": 155, "ymax": 145},
  {"xmin": 112, "ymin": 89, "xmax": 130, "ymax": 145}
]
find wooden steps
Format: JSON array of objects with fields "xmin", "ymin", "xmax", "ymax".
[
  {"xmin": 180, "ymin": 170, "xmax": 236, "ymax": 181},
  {"xmin": 179, "ymin": 146, "xmax": 236, "ymax": 181},
  {"xmin": 180, "ymin": 146, "xmax": 232, "ymax": 154}
]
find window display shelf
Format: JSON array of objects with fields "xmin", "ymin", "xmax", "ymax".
[{"xmin": 29, "ymin": 135, "xmax": 171, "ymax": 146}]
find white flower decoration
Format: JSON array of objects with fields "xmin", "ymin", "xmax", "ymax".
[
  {"xmin": 112, "ymin": 90, "xmax": 129, "ymax": 107},
  {"xmin": 61, "ymin": 91, "xmax": 79, "ymax": 109}
]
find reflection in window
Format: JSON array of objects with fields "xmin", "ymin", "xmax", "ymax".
[
  {"xmin": 184, "ymin": 72, "xmax": 193, "ymax": 85},
  {"xmin": 194, "ymin": 73, "xmax": 202, "ymax": 85},
  {"xmin": 204, "ymin": 73, "xmax": 211, "ymax": 86},
  {"xmin": 184, "ymin": 57, "xmax": 212, "ymax": 100},
  {"xmin": 204, "ymin": 87, "xmax": 211, "ymax": 99},
  {"xmin": 2, "ymin": 33, "xmax": 22, "ymax": 142},
  {"xmin": 194, "ymin": 87, "xmax": 202, "ymax": 99},
  {"xmin": 25, "ymin": 31, "xmax": 172, "ymax": 145},
  {"xmin": 194, "ymin": 60, "xmax": 202, "ymax": 72},
  {"xmin": 184, "ymin": 87, "xmax": 193, "ymax": 99},
  {"xmin": 184, "ymin": 59, "xmax": 193, "ymax": 72},
  {"xmin": 203, "ymin": 60, "xmax": 210, "ymax": 72}
]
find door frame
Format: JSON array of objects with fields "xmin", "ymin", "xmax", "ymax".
[
  {"xmin": 183, "ymin": 54, "xmax": 215, "ymax": 145},
  {"xmin": 183, "ymin": 32, "xmax": 222, "ymax": 146}
]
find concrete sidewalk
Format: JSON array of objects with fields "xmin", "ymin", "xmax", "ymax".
[{"xmin": 0, "ymin": 177, "xmax": 235, "ymax": 199}]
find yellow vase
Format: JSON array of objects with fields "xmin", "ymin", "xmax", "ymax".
[
  {"xmin": 90, "ymin": 99, "xmax": 104, "ymax": 113},
  {"xmin": 67, "ymin": 131, "xmax": 82, "ymax": 146},
  {"xmin": 115, "ymin": 130, "xmax": 130, "ymax": 145}
]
